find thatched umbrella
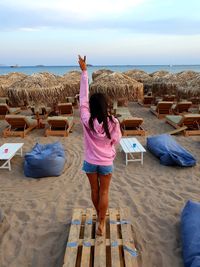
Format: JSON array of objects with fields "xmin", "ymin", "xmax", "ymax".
[
  {"xmin": 0, "ymin": 72, "xmax": 27, "ymax": 97},
  {"xmin": 60, "ymin": 71, "xmax": 81, "ymax": 96},
  {"xmin": 7, "ymin": 72, "xmax": 64, "ymax": 106},
  {"xmin": 92, "ymin": 69, "xmax": 114, "ymax": 81},
  {"xmin": 176, "ymin": 74, "xmax": 200, "ymax": 99},
  {"xmin": 150, "ymin": 73, "xmax": 179, "ymax": 96},
  {"xmin": 123, "ymin": 69, "xmax": 153, "ymax": 94},
  {"xmin": 90, "ymin": 72, "xmax": 144, "ymax": 101},
  {"xmin": 150, "ymin": 70, "xmax": 170, "ymax": 78}
]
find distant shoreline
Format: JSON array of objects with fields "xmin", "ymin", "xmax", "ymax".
[
  {"xmin": 0, "ymin": 64, "xmax": 200, "ymax": 78},
  {"xmin": 1, "ymin": 64, "xmax": 200, "ymax": 68}
]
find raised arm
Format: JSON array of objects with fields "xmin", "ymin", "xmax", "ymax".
[{"xmin": 78, "ymin": 55, "xmax": 90, "ymax": 126}]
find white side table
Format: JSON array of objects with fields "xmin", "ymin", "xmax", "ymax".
[
  {"xmin": 0, "ymin": 143, "xmax": 24, "ymax": 171},
  {"xmin": 120, "ymin": 138, "xmax": 146, "ymax": 165}
]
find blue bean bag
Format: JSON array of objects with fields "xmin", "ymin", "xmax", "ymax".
[
  {"xmin": 181, "ymin": 200, "xmax": 200, "ymax": 267},
  {"xmin": 146, "ymin": 134, "xmax": 196, "ymax": 166},
  {"xmin": 24, "ymin": 142, "xmax": 66, "ymax": 178}
]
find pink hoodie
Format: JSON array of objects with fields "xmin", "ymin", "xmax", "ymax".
[{"xmin": 80, "ymin": 70, "xmax": 122, "ymax": 165}]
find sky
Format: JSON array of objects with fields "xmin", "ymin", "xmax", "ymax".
[{"xmin": 0, "ymin": 0, "xmax": 200, "ymax": 65}]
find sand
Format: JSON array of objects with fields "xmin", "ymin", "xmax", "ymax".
[{"xmin": 0, "ymin": 103, "xmax": 199, "ymax": 267}]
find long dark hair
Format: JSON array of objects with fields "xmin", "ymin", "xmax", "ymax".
[{"xmin": 89, "ymin": 93, "xmax": 114, "ymax": 139}]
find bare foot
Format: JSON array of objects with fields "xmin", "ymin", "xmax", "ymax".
[{"xmin": 96, "ymin": 220, "xmax": 105, "ymax": 236}]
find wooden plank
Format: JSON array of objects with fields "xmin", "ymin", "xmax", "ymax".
[
  {"xmin": 120, "ymin": 208, "xmax": 138, "ymax": 267},
  {"xmin": 63, "ymin": 208, "xmax": 83, "ymax": 267},
  {"xmin": 81, "ymin": 208, "xmax": 94, "ymax": 267},
  {"xmin": 110, "ymin": 209, "xmax": 121, "ymax": 267},
  {"xmin": 168, "ymin": 126, "xmax": 187, "ymax": 135},
  {"xmin": 94, "ymin": 218, "xmax": 106, "ymax": 267}
]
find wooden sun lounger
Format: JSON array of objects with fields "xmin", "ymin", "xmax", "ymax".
[
  {"xmin": 58, "ymin": 103, "xmax": 74, "ymax": 116},
  {"xmin": 31, "ymin": 105, "xmax": 52, "ymax": 118},
  {"xmin": 63, "ymin": 208, "xmax": 139, "ymax": 267},
  {"xmin": 172, "ymin": 101, "xmax": 192, "ymax": 114},
  {"xmin": 120, "ymin": 118, "xmax": 146, "ymax": 136},
  {"xmin": 162, "ymin": 95, "xmax": 176, "ymax": 102},
  {"xmin": 166, "ymin": 114, "xmax": 200, "ymax": 136},
  {"xmin": 138, "ymin": 96, "xmax": 155, "ymax": 107},
  {"xmin": 3, "ymin": 115, "xmax": 37, "ymax": 138},
  {"xmin": 0, "ymin": 104, "xmax": 21, "ymax": 119},
  {"xmin": 45, "ymin": 116, "xmax": 74, "ymax": 137},
  {"xmin": 150, "ymin": 101, "xmax": 174, "ymax": 119}
]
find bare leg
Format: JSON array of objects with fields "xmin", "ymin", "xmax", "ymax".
[
  {"xmin": 96, "ymin": 173, "xmax": 112, "ymax": 236},
  {"xmin": 86, "ymin": 173, "xmax": 99, "ymax": 216}
]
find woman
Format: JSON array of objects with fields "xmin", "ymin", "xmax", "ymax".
[{"xmin": 78, "ymin": 55, "xmax": 122, "ymax": 235}]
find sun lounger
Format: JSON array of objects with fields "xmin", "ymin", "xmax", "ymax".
[
  {"xmin": 189, "ymin": 97, "xmax": 200, "ymax": 107},
  {"xmin": 0, "ymin": 103, "xmax": 21, "ymax": 119},
  {"xmin": 66, "ymin": 96, "xmax": 78, "ymax": 106},
  {"xmin": 0, "ymin": 97, "xmax": 9, "ymax": 104},
  {"xmin": 162, "ymin": 95, "xmax": 176, "ymax": 102},
  {"xmin": 150, "ymin": 101, "xmax": 174, "ymax": 119},
  {"xmin": 138, "ymin": 95, "xmax": 155, "ymax": 107},
  {"xmin": 116, "ymin": 107, "xmax": 131, "ymax": 117},
  {"xmin": 30, "ymin": 105, "xmax": 52, "ymax": 118},
  {"xmin": 116, "ymin": 107, "xmax": 145, "ymax": 136},
  {"xmin": 3, "ymin": 115, "xmax": 37, "ymax": 138},
  {"xmin": 165, "ymin": 114, "xmax": 200, "ymax": 136},
  {"xmin": 45, "ymin": 116, "xmax": 74, "ymax": 137},
  {"xmin": 172, "ymin": 101, "xmax": 192, "ymax": 114},
  {"xmin": 120, "ymin": 117, "xmax": 145, "ymax": 136},
  {"xmin": 57, "ymin": 103, "xmax": 73, "ymax": 116}
]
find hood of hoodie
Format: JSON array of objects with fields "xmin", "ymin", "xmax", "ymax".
[{"xmin": 91, "ymin": 116, "xmax": 117, "ymax": 139}]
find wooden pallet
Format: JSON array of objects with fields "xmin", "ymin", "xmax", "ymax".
[{"xmin": 63, "ymin": 208, "xmax": 139, "ymax": 267}]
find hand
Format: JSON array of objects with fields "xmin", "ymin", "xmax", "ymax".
[{"xmin": 78, "ymin": 55, "xmax": 87, "ymax": 71}]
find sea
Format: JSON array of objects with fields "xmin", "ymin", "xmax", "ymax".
[{"xmin": 0, "ymin": 65, "xmax": 200, "ymax": 81}]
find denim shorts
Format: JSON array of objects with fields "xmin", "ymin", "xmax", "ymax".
[{"xmin": 82, "ymin": 160, "xmax": 113, "ymax": 175}]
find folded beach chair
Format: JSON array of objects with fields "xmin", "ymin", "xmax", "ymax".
[
  {"xmin": 3, "ymin": 115, "xmax": 37, "ymax": 138},
  {"xmin": 150, "ymin": 101, "xmax": 174, "ymax": 119},
  {"xmin": 166, "ymin": 113, "xmax": 200, "ymax": 136},
  {"xmin": 138, "ymin": 95, "xmax": 155, "ymax": 107},
  {"xmin": 45, "ymin": 116, "xmax": 74, "ymax": 137},
  {"xmin": 0, "ymin": 103, "xmax": 21, "ymax": 119},
  {"xmin": 57, "ymin": 103, "xmax": 73, "ymax": 116},
  {"xmin": 172, "ymin": 101, "xmax": 192, "ymax": 114},
  {"xmin": 120, "ymin": 117, "xmax": 145, "ymax": 136}
]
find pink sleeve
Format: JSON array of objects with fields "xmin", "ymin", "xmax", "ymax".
[
  {"xmin": 79, "ymin": 70, "xmax": 90, "ymax": 126},
  {"xmin": 110, "ymin": 119, "xmax": 122, "ymax": 145}
]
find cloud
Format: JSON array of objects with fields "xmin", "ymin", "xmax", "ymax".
[
  {"xmin": 2, "ymin": 0, "xmax": 146, "ymax": 19},
  {"xmin": 1, "ymin": 0, "xmax": 200, "ymax": 35}
]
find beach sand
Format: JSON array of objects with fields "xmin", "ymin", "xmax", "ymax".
[{"xmin": 0, "ymin": 103, "xmax": 199, "ymax": 267}]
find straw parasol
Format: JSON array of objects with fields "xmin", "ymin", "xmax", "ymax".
[
  {"xmin": 123, "ymin": 69, "xmax": 153, "ymax": 94},
  {"xmin": 0, "ymin": 72, "xmax": 27, "ymax": 97},
  {"xmin": 176, "ymin": 73, "xmax": 200, "ymax": 99},
  {"xmin": 150, "ymin": 70, "xmax": 170, "ymax": 78},
  {"xmin": 150, "ymin": 73, "xmax": 179, "ymax": 96},
  {"xmin": 92, "ymin": 69, "xmax": 114, "ymax": 81},
  {"xmin": 60, "ymin": 71, "xmax": 81, "ymax": 96},
  {"xmin": 90, "ymin": 72, "xmax": 144, "ymax": 101},
  {"xmin": 7, "ymin": 72, "xmax": 64, "ymax": 106}
]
